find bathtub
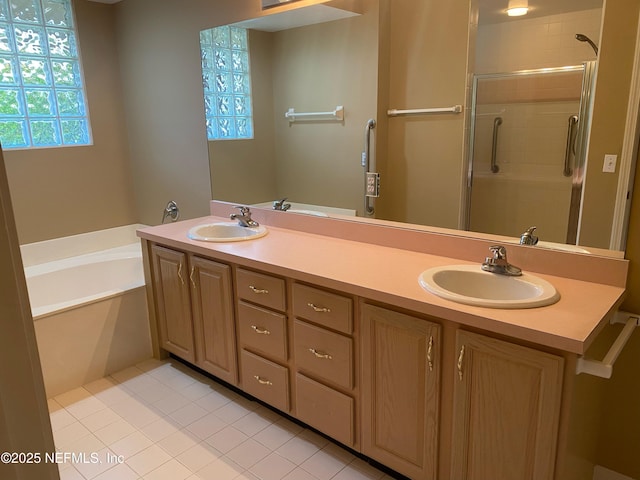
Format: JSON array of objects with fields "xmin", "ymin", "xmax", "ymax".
[{"xmin": 21, "ymin": 224, "xmax": 153, "ymax": 397}]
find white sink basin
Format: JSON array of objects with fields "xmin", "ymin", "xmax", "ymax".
[
  {"xmin": 418, "ymin": 265, "xmax": 559, "ymax": 309},
  {"xmin": 187, "ymin": 222, "xmax": 268, "ymax": 242}
]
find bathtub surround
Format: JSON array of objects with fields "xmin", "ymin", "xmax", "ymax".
[{"xmin": 23, "ymin": 225, "xmax": 152, "ymax": 398}]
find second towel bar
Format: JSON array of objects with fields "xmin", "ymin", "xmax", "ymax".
[{"xmin": 387, "ymin": 105, "xmax": 463, "ymax": 116}]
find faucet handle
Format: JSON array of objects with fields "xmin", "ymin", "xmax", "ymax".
[
  {"xmin": 520, "ymin": 226, "xmax": 539, "ymax": 245},
  {"xmin": 233, "ymin": 205, "xmax": 250, "ymax": 215},
  {"xmin": 488, "ymin": 245, "xmax": 507, "ymax": 260}
]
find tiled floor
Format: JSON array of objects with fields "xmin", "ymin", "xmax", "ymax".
[{"xmin": 48, "ymin": 358, "xmax": 393, "ymax": 480}]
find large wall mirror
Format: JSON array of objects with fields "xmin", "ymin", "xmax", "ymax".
[{"xmin": 202, "ymin": 0, "xmax": 638, "ymax": 256}]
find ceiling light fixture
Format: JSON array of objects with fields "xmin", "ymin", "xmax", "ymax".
[{"xmin": 507, "ymin": 0, "xmax": 528, "ymax": 16}]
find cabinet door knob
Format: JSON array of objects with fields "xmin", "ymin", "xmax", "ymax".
[
  {"xmin": 457, "ymin": 345, "xmax": 465, "ymax": 381},
  {"xmin": 307, "ymin": 303, "xmax": 331, "ymax": 313},
  {"xmin": 249, "ymin": 285, "xmax": 269, "ymax": 294},
  {"xmin": 309, "ymin": 348, "xmax": 332, "ymax": 360},
  {"xmin": 251, "ymin": 325, "xmax": 271, "ymax": 335},
  {"xmin": 253, "ymin": 375, "xmax": 273, "ymax": 386}
]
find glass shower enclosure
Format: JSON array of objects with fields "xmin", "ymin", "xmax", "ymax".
[{"xmin": 466, "ymin": 62, "xmax": 596, "ymax": 245}]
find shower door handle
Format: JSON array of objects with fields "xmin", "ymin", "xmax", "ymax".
[
  {"xmin": 564, "ymin": 115, "xmax": 579, "ymax": 177},
  {"xmin": 491, "ymin": 117, "xmax": 502, "ymax": 173}
]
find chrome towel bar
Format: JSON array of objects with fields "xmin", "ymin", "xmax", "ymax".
[
  {"xmin": 576, "ymin": 310, "xmax": 639, "ymax": 379},
  {"xmin": 387, "ymin": 105, "xmax": 463, "ymax": 116}
]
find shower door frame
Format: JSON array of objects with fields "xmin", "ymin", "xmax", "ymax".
[{"xmin": 462, "ymin": 63, "xmax": 596, "ymax": 244}]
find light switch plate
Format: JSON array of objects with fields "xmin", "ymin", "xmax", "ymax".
[{"xmin": 603, "ymin": 154, "xmax": 617, "ymax": 173}]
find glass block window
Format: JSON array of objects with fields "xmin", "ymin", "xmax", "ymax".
[
  {"xmin": 0, "ymin": 0, "xmax": 91, "ymax": 149},
  {"xmin": 200, "ymin": 26, "xmax": 253, "ymax": 140}
]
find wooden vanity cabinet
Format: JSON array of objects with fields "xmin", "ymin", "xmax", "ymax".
[
  {"xmin": 235, "ymin": 268, "xmax": 291, "ymax": 412},
  {"xmin": 451, "ymin": 330, "xmax": 564, "ymax": 480},
  {"xmin": 292, "ymin": 283, "xmax": 357, "ymax": 448},
  {"xmin": 148, "ymin": 242, "xmax": 569, "ymax": 480},
  {"xmin": 360, "ymin": 303, "xmax": 441, "ymax": 480},
  {"xmin": 150, "ymin": 245, "xmax": 195, "ymax": 362},
  {"xmin": 150, "ymin": 244, "xmax": 237, "ymax": 383}
]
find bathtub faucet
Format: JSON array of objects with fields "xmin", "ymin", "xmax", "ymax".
[
  {"xmin": 273, "ymin": 198, "xmax": 291, "ymax": 211},
  {"xmin": 161, "ymin": 200, "xmax": 179, "ymax": 224},
  {"xmin": 519, "ymin": 226, "xmax": 539, "ymax": 246},
  {"xmin": 230, "ymin": 206, "xmax": 259, "ymax": 227}
]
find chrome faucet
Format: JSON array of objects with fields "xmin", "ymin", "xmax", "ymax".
[
  {"xmin": 230, "ymin": 206, "xmax": 259, "ymax": 227},
  {"xmin": 481, "ymin": 245, "xmax": 522, "ymax": 276},
  {"xmin": 520, "ymin": 226, "xmax": 539, "ymax": 246},
  {"xmin": 273, "ymin": 198, "xmax": 291, "ymax": 211}
]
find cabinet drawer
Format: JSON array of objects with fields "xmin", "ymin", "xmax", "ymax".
[
  {"xmin": 241, "ymin": 350, "xmax": 289, "ymax": 412},
  {"xmin": 238, "ymin": 301, "xmax": 287, "ymax": 361},
  {"xmin": 293, "ymin": 320, "xmax": 353, "ymax": 389},
  {"xmin": 237, "ymin": 268, "xmax": 286, "ymax": 312},
  {"xmin": 295, "ymin": 373, "xmax": 354, "ymax": 447},
  {"xmin": 292, "ymin": 283, "xmax": 352, "ymax": 334}
]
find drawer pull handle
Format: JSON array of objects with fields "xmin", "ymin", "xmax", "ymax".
[
  {"xmin": 309, "ymin": 348, "xmax": 332, "ymax": 360},
  {"xmin": 457, "ymin": 345, "xmax": 465, "ymax": 381},
  {"xmin": 253, "ymin": 375, "xmax": 273, "ymax": 386},
  {"xmin": 251, "ymin": 325, "xmax": 271, "ymax": 335},
  {"xmin": 307, "ymin": 303, "xmax": 331, "ymax": 313},
  {"xmin": 249, "ymin": 285, "xmax": 269, "ymax": 294},
  {"xmin": 427, "ymin": 335, "xmax": 434, "ymax": 372}
]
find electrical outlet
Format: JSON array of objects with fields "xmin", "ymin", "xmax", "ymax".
[{"xmin": 603, "ymin": 154, "xmax": 617, "ymax": 173}]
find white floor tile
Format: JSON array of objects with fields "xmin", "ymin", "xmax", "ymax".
[
  {"xmin": 93, "ymin": 463, "xmax": 139, "ymax": 480},
  {"xmin": 205, "ymin": 425, "xmax": 249, "ymax": 453},
  {"xmin": 127, "ymin": 444, "xmax": 172, "ymax": 476},
  {"xmin": 156, "ymin": 429, "xmax": 198, "ymax": 457},
  {"xmin": 226, "ymin": 438, "xmax": 271, "ymax": 469},
  {"xmin": 49, "ymin": 359, "xmax": 387, "ymax": 480},
  {"xmin": 110, "ymin": 430, "xmax": 154, "ymax": 458},
  {"xmin": 144, "ymin": 458, "xmax": 192, "ymax": 480},
  {"xmin": 194, "ymin": 456, "xmax": 245, "ymax": 480},
  {"xmin": 185, "ymin": 411, "xmax": 227, "ymax": 439},
  {"xmin": 249, "ymin": 452, "xmax": 297, "ymax": 480},
  {"xmin": 175, "ymin": 441, "xmax": 223, "ymax": 472},
  {"xmin": 94, "ymin": 418, "xmax": 137, "ymax": 445}
]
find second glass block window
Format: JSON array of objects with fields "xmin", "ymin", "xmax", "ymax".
[{"xmin": 200, "ymin": 25, "xmax": 253, "ymax": 140}]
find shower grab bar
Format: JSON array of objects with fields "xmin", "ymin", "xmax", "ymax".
[
  {"xmin": 285, "ymin": 105, "xmax": 344, "ymax": 122},
  {"xmin": 576, "ymin": 311, "xmax": 640, "ymax": 379},
  {"xmin": 363, "ymin": 119, "xmax": 377, "ymax": 216},
  {"xmin": 387, "ymin": 105, "xmax": 463, "ymax": 116},
  {"xmin": 563, "ymin": 115, "xmax": 579, "ymax": 177},
  {"xmin": 491, "ymin": 117, "xmax": 502, "ymax": 173}
]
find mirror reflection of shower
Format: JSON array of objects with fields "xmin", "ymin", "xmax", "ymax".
[{"xmin": 576, "ymin": 33, "xmax": 599, "ymax": 56}]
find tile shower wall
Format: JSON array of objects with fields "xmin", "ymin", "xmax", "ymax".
[{"xmin": 476, "ymin": 8, "xmax": 603, "ymax": 74}]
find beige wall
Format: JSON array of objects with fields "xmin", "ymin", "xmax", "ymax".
[
  {"xmin": 4, "ymin": 0, "xmax": 137, "ymax": 244},
  {"xmin": 208, "ymin": 30, "xmax": 278, "ymax": 205},
  {"xmin": 377, "ymin": 0, "xmax": 470, "ymax": 228},
  {"xmin": 580, "ymin": 0, "xmax": 640, "ymax": 248},
  {"xmin": 114, "ymin": 0, "xmax": 331, "ymax": 225},
  {"xmin": 209, "ymin": 3, "xmax": 378, "ymax": 214}
]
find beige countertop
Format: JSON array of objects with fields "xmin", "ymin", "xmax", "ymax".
[{"xmin": 138, "ymin": 215, "xmax": 627, "ymax": 355}]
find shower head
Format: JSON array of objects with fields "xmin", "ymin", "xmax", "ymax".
[{"xmin": 575, "ymin": 33, "xmax": 598, "ymax": 56}]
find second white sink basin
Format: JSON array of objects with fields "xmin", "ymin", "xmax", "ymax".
[
  {"xmin": 187, "ymin": 222, "xmax": 268, "ymax": 242},
  {"xmin": 418, "ymin": 265, "xmax": 559, "ymax": 309}
]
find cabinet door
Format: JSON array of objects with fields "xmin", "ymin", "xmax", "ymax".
[
  {"xmin": 451, "ymin": 330, "xmax": 564, "ymax": 480},
  {"xmin": 361, "ymin": 304, "xmax": 440, "ymax": 480},
  {"xmin": 151, "ymin": 245, "xmax": 195, "ymax": 362},
  {"xmin": 189, "ymin": 256, "xmax": 237, "ymax": 385}
]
